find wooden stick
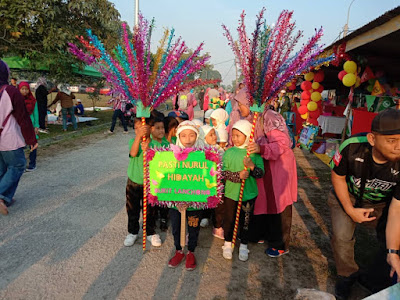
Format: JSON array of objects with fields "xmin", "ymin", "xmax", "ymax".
[
  {"xmin": 232, "ymin": 112, "xmax": 259, "ymax": 249},
  {"xmin": 142, "ymin": 117, "xmax": 147, "ymax": 251},
  {"xmin": 180, "ymin": 208, "xmax": 186, "ymax": 249}
]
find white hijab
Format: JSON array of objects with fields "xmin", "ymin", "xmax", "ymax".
[
  {"xmin": 57, "ymin": 84, "xmax": 71, "ymax": 95},
  {"xmin": 192, "ymin": 119, "xmax": 203, "ymax": 128},
  {"xmin": 176, "ymin": 120, "xmax": 204, "ymax": 148},
  {"xmin": 232, "ymin": 120, "xmax": 252, "ymax": 149},
  {"xmin": 216, "ymin": 128, "xmax": 228, "ymax": 143},
  {"xmin": 204, "ymin": 109, "xmax": 214, "ymax": 120},
  {"xmin": 210, "ymin": 108, "xmax": 228, "ymax": 130},
  {"xmin": 199, "ymin": 125, "xmax": 215, "ymax": 146}
]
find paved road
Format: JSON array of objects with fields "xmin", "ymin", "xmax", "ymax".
[{"xmin": 0, "ymin": 132, "xmax": 358, "ymax": 300}]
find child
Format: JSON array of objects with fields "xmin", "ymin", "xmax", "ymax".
[
  {"xmin": 210, "ymin": 108, "xmax": 228, "ymax": 130},
  {"xmin": 204, "ymin": 109, "xmax": 214, "ymax": 125},
  {"xmin": 19, "ymin": 82, "xmax": 39, "ymax": 171},
  {"xmin": 164, "ymin": 116, "xmax": 179, "ymax": 144},
  {"xmin": 220, "ymin": 120, "xmax": 264, "ymax": 261},
  {"xmin": 148, "ymin": 117, "xmax": 170, "ymax": 231},
  {"xmin": 168, "ymin": 120, "xmax": 204, "ymax": 270},
  {"xmin": 124, "ymin": 118, "xmax": 162, "ymax": 247},
  {"xmin": 216, "ymin": 128, "xmax": 229, "ymax": 151},
  {"xmin": 198, "ymin": 125, "xmax": 218, "ymax": 228},
  {"xmin": 192, "ymin": 119, "xmax": 203, "ymax": 129}
]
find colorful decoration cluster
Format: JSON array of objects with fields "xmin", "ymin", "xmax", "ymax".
[
  {"xmin": 338, "ymin": 60, "xmax": 361, "ymax": 88},
  {"xmin": 222, "ymin": 8, "xmax": 329, "ymax": 248},
  {"xmin": 209, "ymin": 97, "xmax": 225, "ymax": 109},
  {"xmin": 68, "ymin": 15, "xmax": 219, "ymax": 111},
  {"xmin": 298, "ymin": 70, "xmax": 325, "ymax": 126}
]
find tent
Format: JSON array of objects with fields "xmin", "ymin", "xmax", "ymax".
[{"xmin": 1, "ymin": 56, "xmax": 103, "ymax": 78}]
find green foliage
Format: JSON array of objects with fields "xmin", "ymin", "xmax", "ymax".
[{"xmin": 0, "ymin": 0, "xmax": 123, "ymax": 82}]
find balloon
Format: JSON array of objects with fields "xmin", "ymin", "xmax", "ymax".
[
  {"xmin": 311, "ymin": 91, "xmax": 322, "ymax": 102},
  {"xmin": 301, "ymin": 90, "xmax": 311, "ymax": 100},
  {"xmin": 338, "ymin": 70, "xmax": 347, "ymax": 81},
  {"xmin": 313, "ymin": 70, "xmax": 325, "ymax": 82},
  {"xmin": 304, "ymin": 72, "xmax": 314, "ymax": 81},
  {"xmin": 316, "ymin": 84, "xmax": 324, "ymax": 93},
  {"xmin": 367, "ymin": 85, "xmax": 373, "ymax": 92},
  {"xmin": 298, "ymin": 105, "xmax": 308, "ymax": 115},
  {"xmin": 219, "ymin": 100, "xmax": 225, "ymax": 106},
  {"xmin": 300, "ymin": 112, "xmax": 309, "ymax": 120},
  {"xmin": 307, "ymin": 101, "xmax": 318, "ymax": 111},
  {"xmin": 301, "ymin": 81, "xmax": 312, "ymax": 91},
  {"xmin": 309, "ymin": 110, "xmax": 320, "ymax": 119},
  {"xmin": 355, "ymin": 76, "xmax": 361, "ymax": 88},
  {"xmin": 311, "ymin": 82, "xmax": 320, "ymax": 90},
  {"xmin": 342, "ymin": 73, "xmax": 357, "ymax": 87},
  {"xmin": 343, "ymin": 61, "xmax": 357, "ymax": 74},
  {"xmin": 289, "ymin": 83, "xmax": 296, "ymax": 91},
  {"xmin": 300, "ymin": 99, "xmax": 310, "ymax": 106}
]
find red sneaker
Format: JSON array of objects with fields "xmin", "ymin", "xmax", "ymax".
[
  {"xmin": 186, "ymin": 251, "xmax": 196, "ymax": 271},
  {"xmin": 168, "ymin": 250, "xmax": 185, "ymax": 268}
]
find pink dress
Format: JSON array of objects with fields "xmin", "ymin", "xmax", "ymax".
[
  {"xmin": 181, "ymin": 93, "xmax": 197, "ymax": 120},
  {"xmin": 254, "ymin": 129, "xmax": 297, "ymax": 215}
]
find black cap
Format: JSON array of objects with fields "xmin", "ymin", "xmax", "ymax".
[{"xmin": 371, "ymin": 109, "xmax": 400, "ymax": 135}]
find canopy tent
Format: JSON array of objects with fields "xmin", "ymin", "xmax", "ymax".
[{"xmin": 1, "ymin": 56, "xmax": 103, "ymax": 78}]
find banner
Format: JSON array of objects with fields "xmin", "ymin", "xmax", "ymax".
[
  {"xmin": 360, "ymin": 66, "xmax": 374, "ymax": 83},
  {"xmin": 371, "ymin": 80, "xmax": 385, "ymax": 96},
  {"xmin": 299, "ymin": 125, "xmax": 319, "ymax": 151},
  {"xmin": 378, "ymin": 96, "xmax": 396, "ymax": 112},
  {"xmin": 146, "ymin": 147, "xmax": 223, "ymax": 209},
  {"xmin": 365, "ymin": 95, "xmax": 376, "ymax": 111}
]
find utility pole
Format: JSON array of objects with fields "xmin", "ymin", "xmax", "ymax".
[
  {"xmin": 343, "ymin": 0, "xmax": 356, "ymax": 37},
  {"xmin": 134, "ymin": 0, "xmax": 139, "ymax": 27}
]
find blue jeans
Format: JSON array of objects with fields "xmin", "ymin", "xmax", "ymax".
[
  {"xmin": 110, "ymin": 109, "xmax": 128, "ymax": 132},
  {"xmin": 28, "ymin": 148, "xmax": 37, "ymax": 169},
  {"xmin": 62, "ymin": 107, "xmax": 77, "ymax": 130},
  {"xmin": 0, "ymin": 147, "xmax": 26, "ymax": 204}
]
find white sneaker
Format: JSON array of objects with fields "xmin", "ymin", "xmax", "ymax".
[
  {"xmin": 124, "ymin": 233, "xmax": 137, "ymax": 247},
  {"xmin": 222, "ymin": 242, "xmax": 233, "ymax": 260},
  {"xmin": 238, "ymin": 244, "xmax": 249, "ymax": 262},
  {"xmin": 200, "ymin": 218, "xmax": 209, "ymax": 228},
  {"xmin": 147, "ymin": 234, "xmax": 162, "ymax": 247}
]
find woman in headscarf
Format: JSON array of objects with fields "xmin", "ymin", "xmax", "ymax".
[
  {"xmin": 247, "ymin": 108, "xmax": 297, "ymax": 258},
  {"xmin": 35, "ymin": 77, "xmax": 53, "ymax": 133},
  {"xmin": 18, "ymin": 82, "xmax": 39, "ymax": 171},
  {"xmin": 179, "ymin": 90, "xmax": 197, "ymax": 121},
  {"xmin": 0, "ymin": 60, "xmax": 37, "ymax": 215}
]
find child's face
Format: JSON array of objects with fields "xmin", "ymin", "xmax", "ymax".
[
  {"xmin": 20, "ymin": 86, "xmax": 29, "ymax": 96},
  {"xmin": 238, "ymin": 102, "xmax": 250, "ymax": 117},
  {"xmin": 218, "ymin": 142, "xmax": 227, "ymax": 148},
  {"xmin": 179, "ymin": 129, "xmax": 197, "ymax": 148},
  {"xmin": 232, "ymin": 129, "xmax": 247, "ymax": 147},
  {"xmin": 205, "ymin": 129, "xmax": 217, "ymax": 145},
  {"xmin": 205, "ymin": 118, "xmax": 210, "ymax": 125},
  {"xmin": 151, "ymin": 122, "xmax": 165, "ymax": 140}
]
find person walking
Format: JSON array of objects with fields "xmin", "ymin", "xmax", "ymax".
[
  {"xmin": 35, "ymin": 77, "xmax": 54, "ymax": 133},
  {"xmin": 106, "ymin": 92, "xmax": 128, "ymax": 134},
  {"xmin": 0, "ymin": 60, "xmax": 38, "ymax": 215}
]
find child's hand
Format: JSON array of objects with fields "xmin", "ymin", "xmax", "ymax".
[
  {"xmin": 137, "ymin": 125, "xmax": 149, "ymax": 138},
  {"xmin": 177, "ymin": 202, "xmax": 189, "ymax": 212},
  {"xmin": 141, "ymin": 139, "xmax": 150, "ymax": 152},
  {"xmin": 243, "ymin": 157, "xmax": 255, "ymax": 170},
  {"xmin": 239, "ymin": 170, "xmax": 249, "ymax": 180}
]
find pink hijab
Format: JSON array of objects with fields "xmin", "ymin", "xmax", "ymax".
[{"xmin": 260, "ymin": 108, "xmax": 292, "ymax": 148}]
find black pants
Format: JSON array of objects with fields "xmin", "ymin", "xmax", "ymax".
[
  {"xmin": 248, "ymin": 205, "xmax": 292, "ymax": 250},
  {"xmin": 126, "ymin": 178, "xmax": 156, "ymax": 235},
  {"xmin": 212, "ymin": 202, "xmax": 225, "ymax": 228},
  {"xmin": 222, "ymin": 197, "xmax": 255, "ymax": 245},
  {"xmin": 110, "ymin": 109, "xmax": 128, "ymax": 132},
  {"xmin": 38, "ymin": 103, "xmax": 47, "ymax": 129},
  {"xmin": 159, "ymin": 206, "xmax": 169, "ymax": 221},
  {"xmin": 170, "ymin": 208, "xmax": 202, "ymax": 252}
]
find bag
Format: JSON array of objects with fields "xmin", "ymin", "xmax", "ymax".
[{"xmin": 178, "ymin": 95, "xmax": 188, "ymax": 110}]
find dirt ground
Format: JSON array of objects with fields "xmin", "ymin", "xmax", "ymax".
[{"xmin": 3, "ymin": 130, "xmax": 381, "ymax": 300}]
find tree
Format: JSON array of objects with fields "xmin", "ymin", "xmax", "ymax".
[{"xmin": 0, "ymin": 0, "xmax": 123, "ymax": 82}]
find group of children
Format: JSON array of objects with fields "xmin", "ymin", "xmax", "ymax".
[{"xmin": 124, "ymin": 105, "xmax": 268, "ymax": 271}]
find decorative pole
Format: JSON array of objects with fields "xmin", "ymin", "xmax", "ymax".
[
  {"xmin": 231, "ymin": 105, "xmax": 261, "ymax": 249},
  {"xmin": 141, "ymin": 116, "xmax": 148, "ymax": 251}
]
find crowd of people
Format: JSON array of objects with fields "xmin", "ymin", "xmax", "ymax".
[{"xmin": 1, "ymin": 58, "xmax": 400, "ymax": 299}]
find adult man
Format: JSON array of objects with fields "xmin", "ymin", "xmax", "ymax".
[
  {"xmin": 208, "ymin": 84, "xmax": 220, "ymax": 99},
  {"xmin": 106, "ymin": 92, "xmax": 128, "ymax": 134},
  {"xmin": 0, "ymin": 60, "xmax": 38, "ymax": 215},
  {"xmin": 197, "ymin": 89, "xmax": 205, "ymax": 111},
  {"xmin": 329, "ymin": 109, "xmax": 400, "ymax": 299},
  {"xmin": 48, "ymin": 84, "xmax": 77, "ymax": 132}
]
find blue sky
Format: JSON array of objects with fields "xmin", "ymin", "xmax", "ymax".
[{"xmin": 110, "ymin": 0, "xmax": 399, "ymax": 86}]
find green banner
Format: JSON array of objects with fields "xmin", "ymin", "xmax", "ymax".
[{"xmin": 148, "ymin": 150, "xmax": 219, "ymax": 203}]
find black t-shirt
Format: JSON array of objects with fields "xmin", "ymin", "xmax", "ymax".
[
  {"xmin": 330, "ymin": 135, "xmax": 400, "ymax": 203},
  {"xmin": 35, "ymin": 85, "xmax": 49, "ymax": 106}
]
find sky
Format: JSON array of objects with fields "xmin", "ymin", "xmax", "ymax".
[{"xmin": 109, "ymin": 0, "xmax": 399, "ymax": 87}]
